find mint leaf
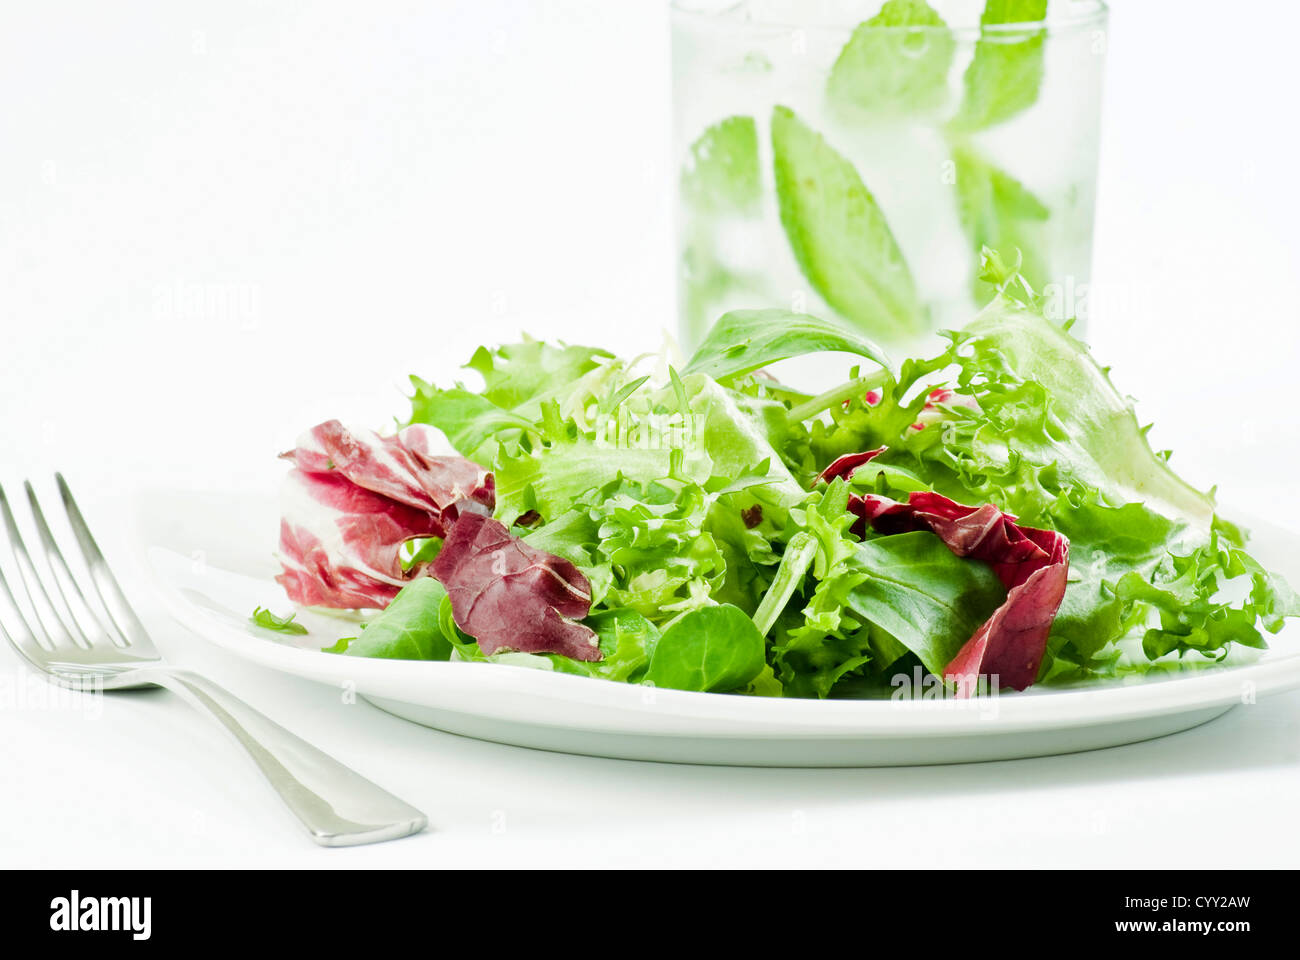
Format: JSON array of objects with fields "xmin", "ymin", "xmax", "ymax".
[
  {"xmin": 949, "ymin": 0, "xmax": 1048, "ymax": 132},
  {"xmin": 680, "ymin": 115, "xmax": 761, "ymax": 215},
  {"xmin": 678, "ymin": 115, "xmax": 765, "ymax": 346},
  {"xmin": 950, "ymin": 143, "xmax": 1050, "ymax": 304},
  {"xmin": 827, "ymin": 0, "xmax": 955, "ymax": 119},
  {"xmin": 249, "ymin": 606, "xmax": 308, "ymax": 635},
  {"xmin": 771, "ymin": 105, "xmax": 924, "ymax": 340}
]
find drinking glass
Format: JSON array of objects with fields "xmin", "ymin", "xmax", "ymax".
[{"xmin": 673, "ymin": 0, "xmax": 1108, "ymax": 353}]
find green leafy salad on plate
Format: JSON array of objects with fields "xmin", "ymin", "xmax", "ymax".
[{"xmin": 262, "ymin": 260, "xmax": 1297, "ymax": 699}]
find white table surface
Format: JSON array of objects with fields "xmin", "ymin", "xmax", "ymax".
[{"xmin": 2, "ymin": 0, "xmax": 1299, "ymax": 868}]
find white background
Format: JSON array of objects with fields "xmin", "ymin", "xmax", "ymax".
[{"xmin": 2, "ymin": 0, "xmax": 1298, "ymax": 867}]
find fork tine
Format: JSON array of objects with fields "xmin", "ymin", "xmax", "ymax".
[
  {"xmin": 0, "ymin": 482, "xmax": 86, "ymax": 650},
  {"xmin": 55, "ymin": 473, "xmax": 152, "ymax": 648},
  {"xmin": 0, "ymin": 508, "xmax": 50, "ymax": 662},
  {"xmin": 25, "ymin": 481, "xmax": 125, "ymax": 649}
]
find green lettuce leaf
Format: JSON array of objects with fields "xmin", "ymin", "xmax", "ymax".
[
  {"xmin": 645, "ymin": 604, "xmax": 767, "ymax": 693},
  {"xmin": 955, "ymin": 298, "xmax": 1216, "ymax": 527},
  {"xmin": 846, "ymin": 532, "xmax": 1005, "ymax": 675},
  {"xmin": 683, "ymin": 308, "xmax": 894, "ymax": 382},
  {"xmin": 770, "ymin": 481, "xmax": 876, "ymax": 697},
  {"xmin": 819, "ymin": 292, "xmax": 1216, "ymax": 531},
  {"xmin": 387, "ymin": 262, "xmax": 1296, "ymax": 694},
  {"xmin": 770, "ymin": 481, "xmax": 1004, "ymax": 697},
  {"xmin": 579, "ymin": 476, "xmax": 727, "ymax": 620},
  {"xmin": 491, "ymin": 368, "xmax": 803, "ymax": 532},
  {"xmin": 249, "ymin": 606, "xmax": 308, "ymax": 635},
  {"xmin": 466, "ymin": 339, "xmax": 615, "ymax": 411},
  {"xmin": 802, "ymin": 267, "xmax": 1293, "ymax": 673},
  {"xmin": 324, "ymin": 578, "xmax": 452, "ymax": 661},
  {"xmin": 408, "ymin": 380, "xmax": 534, "ymax": 459},
  {"xmin": 493, "ymin": 438, "xmax": 709, "ymax": 527},
  {"xmin": 537, "ymin": 607, "xmax": 661, "ymax": 682}
]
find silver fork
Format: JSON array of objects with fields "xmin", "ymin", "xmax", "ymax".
[{"xmin": 0, "ymin": 474, "xmax": 427, "ymax": 847}]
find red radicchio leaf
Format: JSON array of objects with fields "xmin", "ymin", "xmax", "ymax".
[
  {"xmin": 941, "ymin": 531, "xmax": 1068, "ymax": 695},
  {"xmin": 281, "ymin": 420, "xmax": 494, "ymax": 533},
  {"xmin": 817, "ymin": 447, "xmax": 887, "ymax": 485},
  {"xmin": 433, "ymin": 511, "xmax": 601, "ymax": 661},
  {"xmin": 276, "ymin": 470, "xmax": 447, "ymax": 608},
  {"xmin": 832, "ymin": 452, "xmax": 1069, "ymax": 694},
  {"xmin": 276, "ymin": 421, "xmax": 494, "ymax": 609}
]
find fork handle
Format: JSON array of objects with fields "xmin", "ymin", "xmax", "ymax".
[{"xmin": 145, "ymin": 667, "xmax": 428, "ymax": 846}]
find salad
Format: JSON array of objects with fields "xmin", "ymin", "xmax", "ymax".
[{"xmin": 263, "ymin": 258, "xmax": 1296, "ymax": 698}]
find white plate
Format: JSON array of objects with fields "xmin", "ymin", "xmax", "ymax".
[{"xmin": 133, "ymin": 490, "xmax": 1300, "ymax": 767}]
